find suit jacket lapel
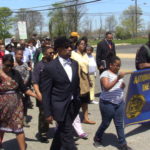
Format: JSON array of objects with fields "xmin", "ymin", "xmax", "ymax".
[{"xmin": 55, "ymin": 57, "xmax": 71, "ymax": 83}]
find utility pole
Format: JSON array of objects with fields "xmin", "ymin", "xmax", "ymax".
[
  {"xmin": 132, "ymin": 0, "xmax": 138, "ymax": 38},
  {"xmin": 135, "ymin": 0, "xmax": 138, "ymax": 38},
  {"xmin": 74, "ymin": 0, "xmax": 78, "ymax": 31}
]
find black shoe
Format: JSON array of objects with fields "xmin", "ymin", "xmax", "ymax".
[
  {"xmin": 23, "ymin": 121, "xmax": 30, "ymax": 128},
  {"xmin": 23, "ymin": 122, "xmax": 30, "ymax": 128},
  {"xmin": 28, "ymin": 103, "xmax": 33, "ymax": 109},
  {"xmin": 38, "ymin": 136, "xmax": 49, "ymax": 143},
  {"xmin": 93, "ymin": 137, "xmax": 103, "ymax": 148},
  {"xmin": 119, "ymin": 144, "xmax": 133, "ymax": 150}
]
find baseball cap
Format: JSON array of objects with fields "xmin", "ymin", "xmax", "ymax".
[{"xmin": 70, "ymin": 32, "xmax": 80, "ymax": 38}]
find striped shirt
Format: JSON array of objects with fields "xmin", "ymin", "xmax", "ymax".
[{"xmin": 100, "ymin": 70, "xmax": 124, "ymax": 104}]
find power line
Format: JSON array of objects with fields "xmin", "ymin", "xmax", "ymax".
[
  {"xmin": 58, "ymin": 12, "xmax": 150, "ymax": 16},
  {"xmin": 0, "ymin": 0, "xmax": 101, "ymax": 13},
  {"xmin": 23, "ymin": 0, "xmax": 101, "ymax": 13},
  {"xmin": 17, "ymin": 0, "xmax": 77, "ymax": 10}
]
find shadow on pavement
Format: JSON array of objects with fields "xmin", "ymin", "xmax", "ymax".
[
  {"xmin": 126, "ymin": 122, "xmax": 150, "ymax": 137},
  {"xmin": 102, "ymin": 133, "xmax": 118, "ymax": 148},
  {"xmin": 26, "ymin": 137, "xmax": 39, "ymax": 142},
  {"xmin": 2, "ymin": 137, "xmax": 38, "ymax": 150},
  {"xmin": 3, "ymin": 139, "xmax": 19, "ymax": 150}
]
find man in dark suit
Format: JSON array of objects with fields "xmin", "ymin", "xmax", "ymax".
[
  {"xmin": 41, "ymin": 37, "xmax": 80, "ymax": 150},
  {"xmin": 96, "ymin": 32, "xmax": 116, "ymax": 74}
]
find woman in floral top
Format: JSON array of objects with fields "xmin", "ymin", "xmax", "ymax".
[{"xmin": 0, "ymin": 54, "xmax": 39, "ymax": 150}]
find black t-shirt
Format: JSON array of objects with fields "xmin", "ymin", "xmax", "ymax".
[
  {"xmin": 11, "ymin": 69, "xmax": 28, "ymax": 93},
  {"xmin": 32, "ymin": 60, "xmax": 47, "ymax": 86}
]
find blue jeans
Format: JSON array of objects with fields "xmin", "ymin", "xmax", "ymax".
[{"xmin": 94, "ymin": 100, "xmax": 126, "ymax": 145}]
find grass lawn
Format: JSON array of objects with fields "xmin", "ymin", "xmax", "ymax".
[{"xmin": 89, "ymin": 38, "xmax": 148, "ymax": 46}]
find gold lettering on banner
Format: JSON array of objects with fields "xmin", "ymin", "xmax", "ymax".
[
  {"xmin": 142, "ymin": 83, "xmax": 150, "ymax": 91},
  {"xmin": 134, "ymin": 74, "xmax": 150, "ymax": 84}
]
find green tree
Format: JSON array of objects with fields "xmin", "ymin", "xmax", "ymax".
[
  {"xmin": 115, "ymin": 26, "xmax": 131, "ymax": 40},
  {"xmin": 121, "ymin": 5, "xmax": 143, "ymax": 38},
  {"xmin": 48, "ymin": 0, "xmax": 84, "ymax": 38},
  {"xmin": 0, "ymin": 7, "xmax": 13, "ymax": 40},
  {"xmin": 49, "ymin": 3, "xmax": 68, "ymax": 38}
]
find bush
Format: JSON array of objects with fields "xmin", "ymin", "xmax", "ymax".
[{"xmin": 115, "ymin": 26, "xmax": 131, "ymax": 40}]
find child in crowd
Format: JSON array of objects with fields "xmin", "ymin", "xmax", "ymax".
[{"xmin": 86, "ymin": 46, "xmax": 98, "ymax": 104}]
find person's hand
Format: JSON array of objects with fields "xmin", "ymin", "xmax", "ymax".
[
  {"xmin": 120, "ymin": 82, "xmax": 126, "ymax": 89},
  {"xmin": 33, "ymin": 92, "xmax": 42, "ymax": 102},
  {"xmin": 36, "ymin": 93, "xmax": 42, "ymax": 101},
  {"xmin": 46, "ymin": 116, "xmax": 53, "ymax": 124},
  {"xmin": 27, "ymin": 67, "xmax": 32, "ymax": 71},
  {"xmin": 98, "ymin": 66, "xmax": 104, "ymax": 70}
]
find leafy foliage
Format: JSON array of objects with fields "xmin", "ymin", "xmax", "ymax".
[
  {"xmin": 121, "ymin": 5, "xmax": 143, "ymax": 37},
  {"xmin": 115, "ymin": 26, "xmax": 131, "ymax": 39},
  {"xmin": 48, "ymin": 0, "xmax": 84, "ymax": 38},
  {"xmin": 0, "ymin": 7, "xmax": 13, "ymax": 40}
]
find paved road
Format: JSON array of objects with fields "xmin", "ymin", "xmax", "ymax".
[
  {"xmin": 116, "ymin": 44, "xmax": 140, "ymax": 72},
  {"xmin": 3, "ymin": 44, "xmax": 150, "ymax": 150},
  {"xmin": 116, "ymin": 44, "xmax": 141, "ymax": 53}
]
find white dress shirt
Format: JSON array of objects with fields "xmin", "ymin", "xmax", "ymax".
[
  {"xmin": 58, "ymin": 56, "xmax": 72, "ymax": 82},
  {"xmin": 58, "ymin": 56, "xmax": 73, "ymax": 100}
]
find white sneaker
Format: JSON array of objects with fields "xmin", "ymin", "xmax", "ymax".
[{"xmin": 91, "ymin": 100, "xmax": 99, "ymax": 104}]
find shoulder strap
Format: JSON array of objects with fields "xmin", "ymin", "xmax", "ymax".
[{"xmin": 143, "ymin": 44, "xmax": 150, "ymax": 58}]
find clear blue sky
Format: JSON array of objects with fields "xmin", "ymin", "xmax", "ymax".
[{"xmin": 0, "ymin": 0, "xmax": 150, "ymax": 31}]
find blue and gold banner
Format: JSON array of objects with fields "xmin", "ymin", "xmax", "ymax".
[{"xmin": 125, "ymin": 69, "xmax": 150, "ymax": 126}]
